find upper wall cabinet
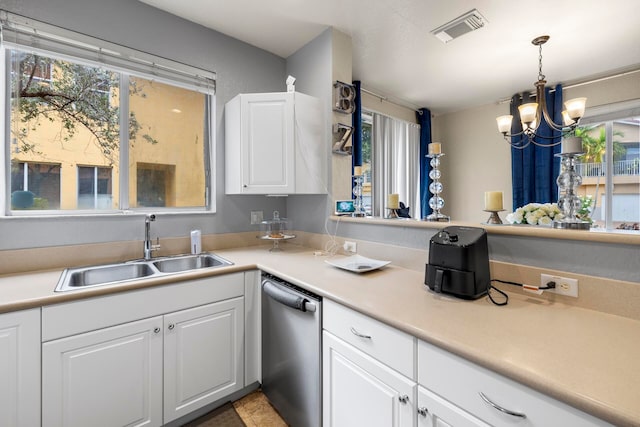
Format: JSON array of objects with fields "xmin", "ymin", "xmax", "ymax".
[{"xmin": 225, "ymin": 92, "xmax": 326, "ymax": 195}]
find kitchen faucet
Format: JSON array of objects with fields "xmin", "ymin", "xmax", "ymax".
[{"xmin": 143, "ymin": 214, "xmax": 160, "ymax": 260}]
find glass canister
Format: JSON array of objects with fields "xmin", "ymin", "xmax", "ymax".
[{"xmin": 260, "ymin": 211, "xmax": 294, "ymax": 251}]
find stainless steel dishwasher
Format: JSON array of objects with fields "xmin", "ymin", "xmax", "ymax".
[{"xmin": 262, "ymin": 273, "xmax": 322, "ymax": 427}]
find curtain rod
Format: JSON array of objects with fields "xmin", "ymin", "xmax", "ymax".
[
  {"xmin": 361, "ymin": 86, "xmax": 423, "ymax": 114},
  {"xmin": 498, "ymin": 68, "xmax": 640, "ymax": 104}
]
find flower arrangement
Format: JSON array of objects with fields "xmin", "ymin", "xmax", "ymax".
[{"xmin": 505, "ymin": 203, "xmax": 564, "ymax": 226}]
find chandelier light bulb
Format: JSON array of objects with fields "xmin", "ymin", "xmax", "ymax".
[
  {"xmin": 564, "ymin": 97, "xmax": 587, "ymax": 119},
  {"xmin": 561, "ymin": 110, "xmax": 575, "ymax": 126},
  {"xmin": 496, "ymin": 115, "xmax": 513, "ymax": 133},
  {"xmin": 518, "ymin": 103, "xmax": 538, "ymax": 125}
]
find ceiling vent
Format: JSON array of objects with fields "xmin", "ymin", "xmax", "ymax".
[{"xmin": 431, "ymin": 9, "xmax": 487, "ymax": 43}]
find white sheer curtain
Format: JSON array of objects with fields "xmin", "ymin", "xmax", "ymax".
[{"xmin": 371, "ymin": 113, "xmax": 421, "ymax": 218}]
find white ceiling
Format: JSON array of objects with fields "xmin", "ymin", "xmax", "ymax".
[{"xmin": 140, "ymin": 0, "xmax": 640, "ymax": 115}]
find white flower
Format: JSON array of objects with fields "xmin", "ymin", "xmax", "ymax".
[
  {"xmin": 525, "ymin": 212, "xmax": 538, "ymax": 225},
  {"xmin": 538, "ymin": 216, "xmax": 552, "ymax": 226},
  {"xmin": 507, "ymin": 202, "xmax": 562, "ymax": 226}
]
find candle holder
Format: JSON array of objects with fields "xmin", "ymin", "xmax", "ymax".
[
  {"xmin": 553, "ymin": 152, "xmax": 590, "ymax": 230},
  {"xmin": 386, "ymin": 208, "xmax": 399, "ymax": 219},
  {"xmin": 352, "ymin": 174, "xmax": 366, "ymax": 217},
  {"xmin": 484, "ymin": 210, "xmax": 505, "ymax": 224},
  {"xmin": 425, "ymin": 153, "xmax": 450, "ymax": 222}
]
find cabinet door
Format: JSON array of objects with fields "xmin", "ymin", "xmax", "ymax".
[
  {"xmin": 323, "ymin": 331, "xmax": 415, "ymax": 427},
  {"xmin": 0, "ymin": 309, "xmax": 40, "ymax": 427},
  {"xmin": 42, "ymin": 316, "xmax": 163, "ymax": 427},
  {"xmin": 241, "ymin": 93, "xmax": 295, "ymax": 193},
  {"xmin": 418, "ymin": 386, "xmax": 490, "ymax": 427},
  {"xmin": 163, "ymin": 297, "xmax": 245, "ymax": 423}
]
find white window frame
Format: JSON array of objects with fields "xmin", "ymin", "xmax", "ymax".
[{"xmin": 0, "ymin": 11, "xmax": 217, "ymax": 216}]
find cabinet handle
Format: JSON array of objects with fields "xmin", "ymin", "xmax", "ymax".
[
  {"xmin": 417, "ymin": 407, "xmax": 429, "ymax": 417},
  {"xmin": 153, "ymin": 327, "xmax": 161, "ymax": 334},
  {"xmin": 398, "ymin": 395, "xmax": 410, "ymax": 404},
  {"xmin": 168, "ymin": 323, "xmax": 175, "ymax": 330},
  {"xmin": 350, "ymin": 327, "xmax": 371, "ymax": 339},
  {"xmin": 479, "ymin": 392, "xmax": 527, "ymax": 419}
]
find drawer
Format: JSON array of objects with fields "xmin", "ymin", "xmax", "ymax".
[
  {"xmin": 324, "ymin": 299, "xmax": 415, "ymax": 378},
  {"xmin": 418, "ymin": 340, "xmax": 611, "ymax": 427}
]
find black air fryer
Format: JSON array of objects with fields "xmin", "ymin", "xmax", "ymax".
[{"xmin": 425, "ymin": 226, "xmax": 490, "ymax": 299}]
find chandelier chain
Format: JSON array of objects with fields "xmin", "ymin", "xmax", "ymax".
[{"xmin": 538, "ymin": 43, "xmax": 545, "ymax": 81}]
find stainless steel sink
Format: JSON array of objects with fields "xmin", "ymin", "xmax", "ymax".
[
  {"xmin": 66, "ymin": 263, "xmax": 156, "ymax": 287},
  {"xmin": 152, "ymin": 253, "xmax": 232, "ymax": 273},
  {"xmin": 55, "ymin": 253, "xmax": 233, "ymax": 292}
]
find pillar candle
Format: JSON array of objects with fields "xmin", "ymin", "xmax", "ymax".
[
  {"xmin": 387, "ymin": 193, "xmax": 399, "ymax": 209},
  {"xmin": 561, "ymin": 137, "xmax": 583, "ymax": 154},
  {"xmin": 428, "ymin": 142, "xmax": 442, "ymax": 155},
  {"xmin": 484, "ymin": 191, "xmax": 503, "ymax": 211},
  {"xmin": 353, "ymin": 166, "xmax": 362, "ymax": 176}
]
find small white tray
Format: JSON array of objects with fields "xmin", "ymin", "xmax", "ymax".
[{"xmin": 325, "ymin": 254, "xmax": 390, "ymax": 273}]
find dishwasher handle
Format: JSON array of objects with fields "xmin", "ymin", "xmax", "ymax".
[{"xmin": 262, "ymin": 279, "xmax": 316, "ymax": 312}]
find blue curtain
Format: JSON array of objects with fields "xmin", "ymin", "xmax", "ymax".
[
  {"xmin": 416, "ymin": 108, "xmax": 432, "ymax": 218},
  {"xmin": 511, "ymin": 84, "xmax": 562, "ymax": 209},
  {"xmin": 352, "ymin": 81, "xmax": 362, "ymax": 170}
]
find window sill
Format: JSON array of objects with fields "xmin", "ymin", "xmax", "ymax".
[{"xmin": 330, "ymin": 215, "xmax": 640, "ymax": 246}]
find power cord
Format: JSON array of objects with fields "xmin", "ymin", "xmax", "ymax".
[{"xmin": 488, "ymin": 279, "xmax": 556, "ymax": 306}]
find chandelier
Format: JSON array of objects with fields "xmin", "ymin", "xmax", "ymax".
[{"xmin": 496, "ymin": 35, "xmax": 586, "ymax": 149}]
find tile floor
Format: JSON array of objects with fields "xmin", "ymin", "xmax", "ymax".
[{"xmin": 233, "ymin": 390, "xmax": 288, "ymax": 427}]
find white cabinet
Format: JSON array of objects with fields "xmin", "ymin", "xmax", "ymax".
[
  {"xmin": 417, "ymin": 340, "xmax": 611, "ymax": 427},
  {"xmin": 42, "ymin": 316, "xmax": 164, "ymax": 427},
  {"xmin": 225, "ymin": 91, "xmax": 326, "ymax": 194},
  {"xmin": 323, "ymin": 300, "xmax": 416, "ymax": 427},
  {"xmin": 42, "ymin": 273, "xmax": 246, "ymax": 427},
  {"xmin": 323, "ymin": 331, "xmax": 416, "ymax": 427},
  {"xmin": 164, "ymin": 298, "xmax": 244, "ymax": 422},
  {"xmin": 0, "ymin": 308, "xmax": 41, "ymax": 427}
]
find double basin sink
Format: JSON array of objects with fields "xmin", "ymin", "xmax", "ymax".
[{"xmin": 55, "ymin": 253, "xmax": 233, "ymax": 292}]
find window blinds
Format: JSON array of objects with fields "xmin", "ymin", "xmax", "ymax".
[{"xmin": 0, "ymin": 10, "xmax": 216, "ymax": 94}]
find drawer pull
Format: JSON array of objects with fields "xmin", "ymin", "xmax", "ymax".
[
  {"xmin": 350, "ymin": 327, "xmax": 372, "ymax": 339},
  {"xmin": 168, "ymin": 323, "xmax": 175, "ymax": 330},
  {"xmin": 398, "ymin": 394, "xmax": 410, "ymax": 404},
  {"xmin": 479, "ymin": 392, "xmax": 527, "ymax": 419},
  {"xmin": 417, "ymin": 407, "xmax": 429, "ymax": 417},
  {"xmin": 153, "ymin": 327, "xmax": 161, "ymax": 334}
]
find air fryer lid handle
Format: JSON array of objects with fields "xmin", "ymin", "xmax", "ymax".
[{"xmin": 430, "ymin": 226, "xmax": 485, "ymax": 247}]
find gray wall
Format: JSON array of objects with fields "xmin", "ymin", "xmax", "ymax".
[
  {"xmin": 285, "ymin": 28, "xmax": 333, "ymax": 234},
  {"xmin": 1, "ymin": 0, "xmax": 288, "ymax": 249},
  {"xmin": 334, "ymin": 221, "xmax": 639, "ymax": 283}
]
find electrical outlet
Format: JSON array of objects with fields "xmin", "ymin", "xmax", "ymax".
[
  {"xmin": 541, "ymin": 273, "xmax": 579, "ymax": 298},
  {"xmin": 343, "ymin": 241, "xmax": 357, "ymax": 253},
  {"xmin": 250, "ymin": 210, "xmax": 263, "ymax": 225}
]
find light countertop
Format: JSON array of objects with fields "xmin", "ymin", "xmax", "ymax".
[{"xmin": 0, "ymin": 245, "xmax": 638, "ymax": 426}]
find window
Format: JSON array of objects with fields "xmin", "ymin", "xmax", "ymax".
[
  {"xmin": 77, "ymin": 166, "xmax": 112, "ymax": 209},
  {"xmin": 10, "ymin": 162, "xmax": 61, "ymax": 209},
  {"xmin": 576, "ymin": 116, "xmax": 640, "ymax": 230},
  {"xmin": 366, "ymin": 111, "xmax": 421, "ymax": 218},
  {"xmin": 361, "ymin": 111, "xmax": 373, "ymax": 215},
  {"xmin": 1, "ymin": 12, "xmax": 216, "ymax": 215}
]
